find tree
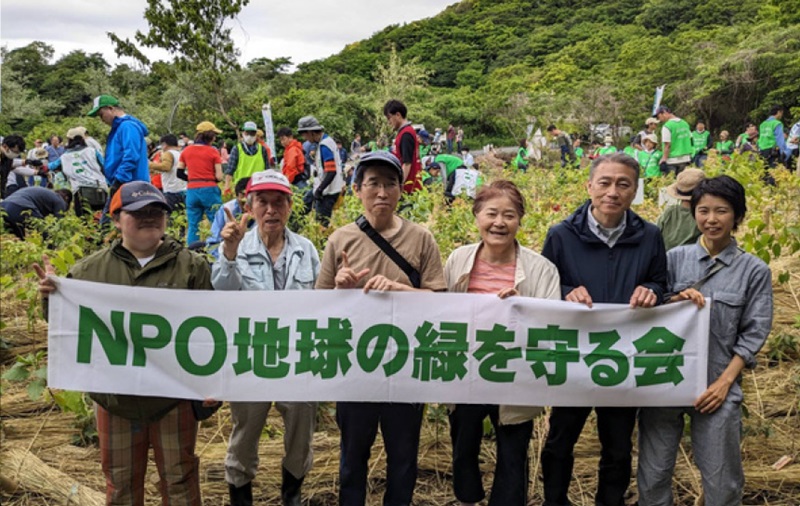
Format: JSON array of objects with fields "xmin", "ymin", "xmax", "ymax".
[{"xmin": 108, "ymin": 0, "xmax": 250, "ymax": 130}]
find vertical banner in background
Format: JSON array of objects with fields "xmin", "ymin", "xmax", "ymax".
[
  {"xmin": 652, "ymin": 85, "xmax": 666, "ymax": 116},
  {"xmin": 261, "ymin": 103, "xmax": 276, "ymax": 160}
]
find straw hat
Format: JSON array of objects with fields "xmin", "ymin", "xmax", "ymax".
[{"xmin": 666, "ymin": 168, "xmax": 705, "ymax": 200}]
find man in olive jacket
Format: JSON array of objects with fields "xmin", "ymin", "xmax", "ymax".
[{"xmin": 36, "ymin": 181, "xmax": 212, "ymax": 506}]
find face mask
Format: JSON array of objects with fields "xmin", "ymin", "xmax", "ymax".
[
  {"xmin": 243, "ymin": 134, "xmax": 256, "ymax": 145},
  {"xmin": 2, "ymin": 147, "xmax": 20, "ymax": 159},
  {"xmin": 178, "ymin": 140, "xmax": 186, "ymax": 148}
]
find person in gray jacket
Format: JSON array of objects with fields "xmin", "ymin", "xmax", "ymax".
[
  {"xmin": 637, "ymin": 175, "xmax": 773, "ymax": 506},
  {"xmin": 212, "ymin": 169, "xmax": 320, "ymax": 506}
]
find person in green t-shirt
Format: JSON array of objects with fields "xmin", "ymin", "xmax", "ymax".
[
  {"xmin": 691, "ymin": 121, "xmax": 712, "ymax": 168},
  {"xmin": 511, "ymin": 139, "xmax": 529, "ymax": 172},
  {"xmin": 573, "ymin": 138, "xmax": 584, "ymax": 163},
  {"xmin": 714, "ymin": 130, "xmax": 734, "ymax": 161},
  {"xmin": 657, "ymin": 168, "xmax": 705, "ymax": 250},
  {"xmin": 434, "ymin": 153, "xmax": 467, "ymax": 178}
]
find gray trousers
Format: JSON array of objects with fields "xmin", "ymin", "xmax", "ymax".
[
  {"xmin": 637, "ymin": 400, "xmax": 743, "ymax": 506},
  {"xmin": 225, "ymin": 401, "xmax": 317, "ymax": 488}
]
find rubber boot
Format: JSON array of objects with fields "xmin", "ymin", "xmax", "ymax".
[
  {"xmin": 281, "ymin": 467, "xmax": 304, "ymax": 506},
  {"xmin": 228, "ymin": 481, "xmax": 253, "ymax": 506}
]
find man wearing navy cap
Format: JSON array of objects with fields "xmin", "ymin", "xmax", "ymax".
[
  {"xmin": 35, "ymin": 180, "xmax": 213, "ymax": 505},
  {"xmin": 316, "ymin": 151, "xmax": 447, "ymax": 505}
]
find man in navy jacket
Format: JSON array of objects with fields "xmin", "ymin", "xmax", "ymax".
[{"xmin": 539, "ymin": 152, "xmax": 668, "ymax": 506}]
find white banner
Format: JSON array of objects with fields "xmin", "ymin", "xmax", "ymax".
[
  {"xmin": 261, "ymin": 103, "xmax": 276, "ymax": 160},
  {"xmin": 652, "ymin": 84, "xmax": 666, "ymax": 116},
  {"xmin": 48, "ymin": 278, "xmax": 709, "ymax": 407}
]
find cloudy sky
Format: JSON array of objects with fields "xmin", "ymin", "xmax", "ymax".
[{"xmin": 2, "ymin": 0, "xmax": 455, "ymax": 67}]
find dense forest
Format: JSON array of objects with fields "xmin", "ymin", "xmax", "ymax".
[{"xmin": 2, "ymin": 0, "xmax": 798, "ymax": 147}]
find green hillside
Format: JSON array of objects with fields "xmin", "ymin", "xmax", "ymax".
[{"xmin": 2, "ymin": 0, "xmax": 798, "ymax": 145}]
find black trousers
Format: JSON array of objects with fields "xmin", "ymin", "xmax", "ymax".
[
  {"xmin": 541, "ymin": 406, "xmax": 637, "ymax": 506},
  {"xmin": 336, "ymin": 402, "xmax": 423, "ymax": 506},
  {"xmin": 449, "ymin": 404, "xmax": 532, "ymax": 505}
]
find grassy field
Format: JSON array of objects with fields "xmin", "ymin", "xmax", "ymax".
[{"xmin": 1, "ymin": 154, "xmax": 798, "ymax": 504}]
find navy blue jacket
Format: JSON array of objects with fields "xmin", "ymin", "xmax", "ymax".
[{"xmin": 541, "ymin": 200, "xmax": 668, "ymax": 304}]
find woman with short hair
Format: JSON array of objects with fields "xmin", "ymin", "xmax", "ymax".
[
  {"xmin": 637, "ymin": 175, "xmax": 773, "ymax": 506},
  {"xmin": 444, "ymin": 180, "xmax": 561, "ymax": 505}
]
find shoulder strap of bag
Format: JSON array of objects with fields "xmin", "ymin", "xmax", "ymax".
[
  {"xmin": 356, "ymin": 215, "xmax": 421, "ymax": 288},
  {"xmin": 689, "ymin": 247, "xmax": 745, "ymax": 291}
]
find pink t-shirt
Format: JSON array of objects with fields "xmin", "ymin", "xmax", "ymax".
[{"xmin": 467, "ymin": 257, "xmax": 515, "ymax": 294}]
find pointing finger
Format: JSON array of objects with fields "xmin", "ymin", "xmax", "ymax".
[
  {"xmin": 341, "ymin": 250, "xmax": 351, "ymax": 270},
  {"xmin": 224, "ymin": 206, "xmax": 235, "ymax": 222}
]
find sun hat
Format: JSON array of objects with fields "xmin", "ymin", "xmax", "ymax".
[
  {"xmin": 642, "ymin": 133, "xmax": 659, "ymax": 145},
  {"xmin": 245, "ymin": 169, "xmax": 292, "ymax": 196},
  {"xmin": 242, "ymin": 121, "xmax": 258, "ymax": 132},
  {"xmin": 666, "ymin": 168, "xmax": 705, "ymax": 201},
  {"xmin": 297, "ymin": 116, "xmax": 324, "ymax": 132},
  {"xmin": 66, "ymin": 127, "xmax": 87, "ymax": 140},
  {"xmin": 31, "ymin": 148, "xmax": 50, "ymax": 160},
  {"xmin": 109, "ymin": 181, "xmax": 171, "ymax": 214},
  {"xmin": 87, "ymin": 95, "xmax": 120, "ymax": 117},
  {"xmin": 645, "ymin": 117, "xmax": 659, "ymax": 126},
  {"xmin": 196, "ymin": 121, "xmax": 223, "ymax": 134}
]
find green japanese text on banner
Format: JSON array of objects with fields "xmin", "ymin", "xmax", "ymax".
[{"xmin": 47, "ymin": 278, "xmax": 709, "ymax": 407}]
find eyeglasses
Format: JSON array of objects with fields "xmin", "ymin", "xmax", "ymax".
[{"xmin": 363, "ymin": 181, "xmax": 400, "ymax": 191}]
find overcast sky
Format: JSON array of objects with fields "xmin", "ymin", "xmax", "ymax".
[{"xmin": 1, "ymin": 0, "xmax": 455, "ymax": 68}]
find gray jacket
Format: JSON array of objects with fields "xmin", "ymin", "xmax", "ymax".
[
  {"xmin": 667, "ymin": 239, "xmax": 773, "ymax": 402},
  {"xmin": 212, "ymin": 227, "xmax": 320, "ymax": 291}
]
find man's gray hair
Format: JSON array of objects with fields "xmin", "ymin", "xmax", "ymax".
[{"xmin": 589, "ymin": 153, "xmax": 641, "ymax": 182}]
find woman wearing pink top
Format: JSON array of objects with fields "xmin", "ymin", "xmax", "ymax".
[{"xmin": 443, "ymin": 180, "xmax": 561, "ymax": 506}]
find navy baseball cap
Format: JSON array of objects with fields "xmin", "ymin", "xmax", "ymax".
[{"xmin": 109, "ymin": 181, "xmax": 171, "ymax": 214}]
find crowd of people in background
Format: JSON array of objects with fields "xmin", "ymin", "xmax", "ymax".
[
  {"xmin": 540, "ymin": 105, "xmax": 799, "ymax": 182},
  {"xmin": 1, "ymin": 93, "xmax": 790, "ymax": 505}
]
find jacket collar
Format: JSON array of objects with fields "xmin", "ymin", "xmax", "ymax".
[
  {"xmin": 691, "ymin": 237, "xmax": 742, "ymax": 266},
  {"xmin": 565, "ymin": 200, "xmax": 646, "ymax": 245}
]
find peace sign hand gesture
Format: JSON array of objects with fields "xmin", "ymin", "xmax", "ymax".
[
  {"xmin": 220, "ymin": 206, "xmax": 250, "ymax": 261},
  {"xmin": 33, "ymin": 254, "xmax": 58, "ymax": 299},
  {"xmin": 334, "ymin": 250, "xmax": 370, "ymax": 289}
]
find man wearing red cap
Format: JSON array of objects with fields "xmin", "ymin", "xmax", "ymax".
[{"xmin": 213, "ymin": 170, "xmax": 320, "ymax": 506}]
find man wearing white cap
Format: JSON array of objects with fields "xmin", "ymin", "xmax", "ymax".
[
  {"xmin": 224, "ymin": 121, "xmax": 271, "ymax": 194},
  {"xmin": 213, "ymin": 170, "xmax": 319, "ymax": 506}
]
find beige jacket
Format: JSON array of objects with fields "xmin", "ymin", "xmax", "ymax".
[{"xmin": 444, "ymin": 242, "xmax": 561, "ymax": 425}]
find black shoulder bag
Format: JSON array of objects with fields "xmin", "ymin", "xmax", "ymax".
[{"xmin": 356, "ymin": 215, "xmax": 421, "ymax": 289}]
